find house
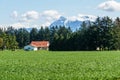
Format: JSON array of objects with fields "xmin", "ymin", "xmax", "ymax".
[{"xmin": 24, "ymin": 41, "xmax": 50, "ymax": 51}]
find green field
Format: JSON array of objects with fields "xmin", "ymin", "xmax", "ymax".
[{"xmin": 0, "ymin": 50, "xmax": 120, "ymax": 80}]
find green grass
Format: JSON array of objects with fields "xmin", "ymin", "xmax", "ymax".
[{"xmin": 0, "ymin": 50, "xmax": 120, "ymax": 80}]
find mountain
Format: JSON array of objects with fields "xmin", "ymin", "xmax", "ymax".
[
  {"xmin": 49, "ymin": 16, "xmax": 67, "ymax": 27},
  {"xmin": 49, "ymin": 15, "xmax": 97, "ymax": 31}
]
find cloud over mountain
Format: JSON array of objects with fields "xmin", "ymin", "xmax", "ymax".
[
  {"xmin": 97, "ymin": 0, "xmax": 120, "ymax": 12},
  {"xmin": 10, "ymin": 10, "xmax": 96, "ymax": 30},
  {"xmin": 68, "ymin": 14, "xmax": 96, "ymax": 21},
  {"xmin": 41, "ymin": 10, "xmax": 61, "ymax": 21},
  {"xmin": 40, "ymin": 10, "xmax": 62, "ymax": 26}
]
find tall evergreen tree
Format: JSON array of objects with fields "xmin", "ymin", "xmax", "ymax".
[
  {"xmin": 30, "ymin": 28, "xmax": 38, "ymax": 42},
  {"xmin": 16, "ymin": 28, "xmax": 30, "ymax": 48},
  {"xmin": 37, "ymin": 27, "xmax": 45, "ymax": 41},
  {"xmin": 5, "ymin": 26, "xmax": 15, "ymax": 35},
  {"xmin": 44, "ymin": 27, "xmax": 50, "ymax": 41},
  {"xmin": 112, "ymin": 17, "xmax": 120, "ymax": 50}
]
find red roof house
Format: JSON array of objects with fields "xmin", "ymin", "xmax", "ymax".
[{"xmin": 24, "ymin": 41, "xmax": 50, "ymax": 51}]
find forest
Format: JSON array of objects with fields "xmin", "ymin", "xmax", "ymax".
[{"xmin": 0, "ymin": 16, "xmax": 120, "ymax": 51}]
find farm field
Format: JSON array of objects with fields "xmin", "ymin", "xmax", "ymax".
[{"xmin": 0, "ymin": 50, "xmax": 120, "ymax": 80}]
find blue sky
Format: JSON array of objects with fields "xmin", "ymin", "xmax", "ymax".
[{"xmin": 1, "ymin": 0, "xmax": 120, "ymax": 28}]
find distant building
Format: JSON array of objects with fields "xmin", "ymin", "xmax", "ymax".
[{"xmin": 24, "ymin": 41, "xmax": 50, "ymax": 51}]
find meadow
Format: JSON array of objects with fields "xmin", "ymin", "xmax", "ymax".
[{"xmin": 0, "ymin": 50, "xmax": 120, "ymax": 80}]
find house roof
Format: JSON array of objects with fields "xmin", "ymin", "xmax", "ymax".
[{"xmin": 30, "ymin": 41, "xmax": 49, "ymax": 47}]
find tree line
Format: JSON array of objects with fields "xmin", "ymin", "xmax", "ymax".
[{"xmin": 0, "ymin": 16, "xmax": 120, "ymax": 51}]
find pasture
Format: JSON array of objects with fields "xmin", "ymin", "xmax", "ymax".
[{"xmin": 0, "ymin": 50, "xmax": 120, "ymax": 80}]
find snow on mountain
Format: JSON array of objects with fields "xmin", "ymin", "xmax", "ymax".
[
  {"xmin": 49, "ymin": 15, "xmax": 97, "ymax": 31},
  {"xmin": 49, "ymin": 16, "xmax": 67, "ymax": 27}
]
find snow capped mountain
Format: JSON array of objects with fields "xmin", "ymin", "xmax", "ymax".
[
  {"xmin": 49, "ymin": 15, "xmax": 97, "ymax": 31},
  {"xmin": 49, "ymin": 16, "xmax": 67, "ymax": 27}
]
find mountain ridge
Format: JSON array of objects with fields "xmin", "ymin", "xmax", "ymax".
[{"xmin": 49, "ymin": 15, "xmax": 97, "ymax": 31}]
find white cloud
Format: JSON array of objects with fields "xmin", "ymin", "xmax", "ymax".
[
  {"xmin": 68, "ymin": 14, "xmax": 97, "ymax": 21},
  {"xmin": 18, "ymin": 10, "xmax": 61, "ymax": 23},
  {"xmin": 0, "ymin": 23, "xmax": 29, "ymax": 30},
  {"xmin": 41, "ymin": 10, "xmax": 61, "ymax": 21},
  {"xmin": 11, "ymin": 10, "xmax": 61, "ymax": 28},
  {"xmin": 11, "ymin": 11, "xmax": 18, "ymax": 19},
  {"xmin": 10, "ymin": 23, "xmax": 43, "ymax": 29},
  {"xmin": 11, "ymin": 23, "xmax": 30, "ymax": 29},
  {"xmin": 68, "ymin": 16, "xmax": 77, "ymax": 21},
  {"xmin": 38, "ymin": 10, "xmax": 62, "ymax": 27},
  {"xmin": 97, "ymin": 0, "xmax": 120, "ymax": 12},
  {"xmin": 41, "ymin": 22, "xmax": 51, "ymax": 27},
  {"xmin": 19, "ymin": 11, "xmax": 40, "ymax": 22}
]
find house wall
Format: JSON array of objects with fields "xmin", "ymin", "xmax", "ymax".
[
  {"xmin": 38, "ymin": 47, "xmax": 49, "ymax": 50},
  {"xmin": 33, "ymin": 47, "xmax": 37, "ymax": 51}
]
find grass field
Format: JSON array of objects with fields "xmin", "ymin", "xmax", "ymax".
[{"xmin": 0, "ymin": 50, "xmax": 120, "ymax": 80}]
